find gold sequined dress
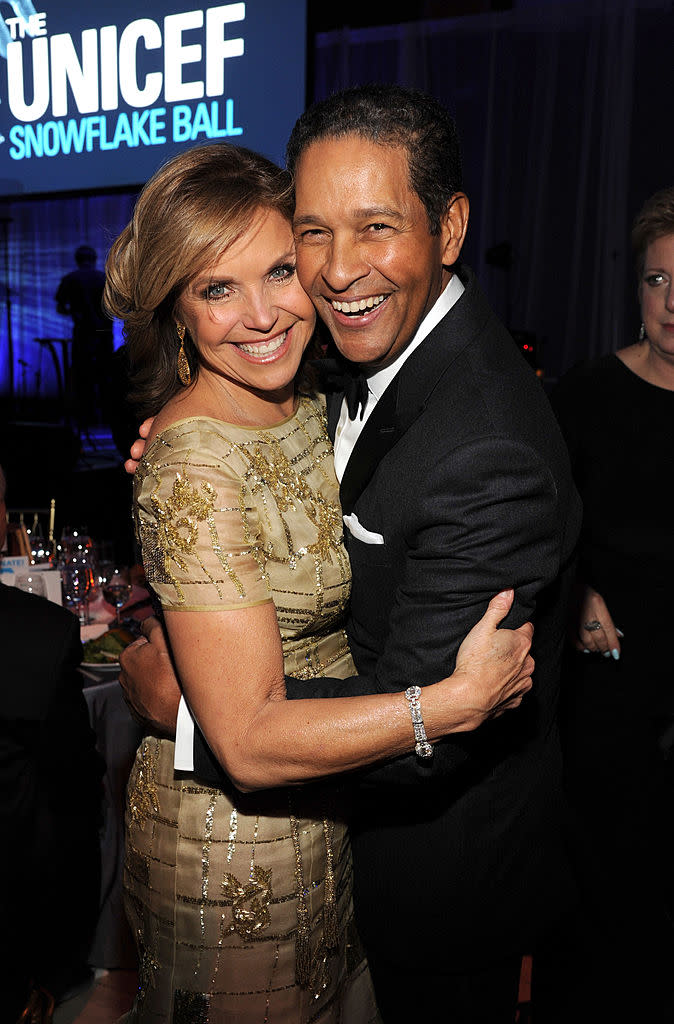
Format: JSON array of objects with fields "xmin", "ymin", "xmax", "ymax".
[{"xmin": 122, "ymin": 396, "xmax": 379, "ymax": 1023}]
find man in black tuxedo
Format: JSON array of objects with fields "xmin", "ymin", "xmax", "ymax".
[
  {"xmin": 0, "ymin": 465, "xmax": 104, "ymax": 1019},
  {"xmin": 121, "ymin": 85, "xmax": 581, "ymax": 1021}
]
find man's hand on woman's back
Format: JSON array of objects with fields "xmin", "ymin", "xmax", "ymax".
[{"xmin": 124, "ymin": 416, "xmax": 155, "ymax": 474}]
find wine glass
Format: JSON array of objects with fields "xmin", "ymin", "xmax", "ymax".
[
  {"xmin": 27, "ymin": 515, "xmax": 52, "ymax": 565},
  {"xmin": 102, "ymin": 567, "xmax": 133, "ymax": 624},
  {"xmin": 61, "ymin": 556, "xmax": 94, "ymax": 624},
  {"xmin": 74, "ymin": 535, "xmax": 100, "ymax": 602},
  {"xmin": 55, "ymin": 526, "xmax": 79, "ymax": 571}
]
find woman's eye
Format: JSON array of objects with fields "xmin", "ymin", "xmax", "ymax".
[
  {"xmin": 644, "ymin": 273, "xmax": 666, "ymax": 287},
  {"xmin": 269, "ymin": 263, "xmax": 296, "ymax": 282},
  {"xmin": 206, "ymin": 282, "xmax": 230, "ymax": 301}
]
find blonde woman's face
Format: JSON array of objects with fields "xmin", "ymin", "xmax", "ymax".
[
  {"xmin": 640, "ymin": 233, "xmax": 674, "ymax": 360},
  {"xmin": 179, "ymin": 208, "xmax": 316, "ymax": 396}
]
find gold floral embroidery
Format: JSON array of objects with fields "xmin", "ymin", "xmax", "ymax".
[
  {"xmin": 247, "ymin": 438, "xmax": 306, "ymax": 512},
  {"xmin": 148, "ymin": 469, "xmax": 240, "ymax": 603},
  {"xmin": 239, "ymin": 433, "xmax": 344, "ymax": 572},
  {"xmin": 221, "ymin": 866, "xmax": 273, "ymax": 939},
  {"xmin": 127, "ymin": 738, "xmax": 159, "ymax": 828}
]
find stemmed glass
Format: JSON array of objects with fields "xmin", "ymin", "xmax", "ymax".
[
  {"xmin": 27, "ymin": 516, "xmax": 53, "ymax": 566},
  {"xmin": 101, "ymin": 567, "xmax": 133, "ymax": 624},
  {"xmin": 61, "ymin": 555, "xmax": 95, "ymax": 624},
  {"xmin": 55, "ymin": 527, "xmax": 85, "ymax": 572}
]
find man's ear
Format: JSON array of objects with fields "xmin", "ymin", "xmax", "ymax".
[{"xmin": 440, "ymin": 192, "xmax": 469, "ymax": 267}]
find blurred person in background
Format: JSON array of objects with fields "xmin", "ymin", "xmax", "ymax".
[
  {"xmin": 0, "ymin": 463, "xmax": 104, "ymax": 1022},
  {"xmin": 56, "ymin": 244, "xmax": 115, "ymax": 433},
  {"xmin": 541, "ymin": 187, "xmax": 674, "ymax": 1023}
]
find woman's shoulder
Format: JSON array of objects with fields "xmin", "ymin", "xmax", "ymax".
[
  {"xmin": 551, "ymin": 353, "xmax": 622, "ymax": 403},
  {"xmin": 140, "ymin": 392, "xmax": 326, "ymax": 471},
  {"xmin": 560, "ymin": 352, "xmax": 621, "ymax": 384},
  {"xmin": 548, "ymin": 355, "xmax": 630, "ymax": 440},
  {"xmin": 134, "ymin": 418, "xmax": 246, "ymax": 516},
  {"xmin": 142, "ymin": 409, "xmax": 245, "ymax": 466}
]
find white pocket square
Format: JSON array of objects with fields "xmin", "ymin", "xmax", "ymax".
[{"xmin": 343, "ymin": 513, "xmax": 384, "ymax": 545}]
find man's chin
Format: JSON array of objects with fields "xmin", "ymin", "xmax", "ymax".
[{"xmin": 328, "ymin": 332, "xmax": 392, "ymax": 368}]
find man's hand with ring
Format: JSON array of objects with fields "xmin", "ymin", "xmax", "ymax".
[{"xmin": 119, "ymin": 616, "xmax": 182, "ymax": 735}]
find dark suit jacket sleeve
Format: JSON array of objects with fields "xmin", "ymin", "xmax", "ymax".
[
  {"xmin": 194, "ymin": 435, "xmax": 561, "ymax": 787},
  {"xmin": 348, "ymin": 435, "xmax": 561, "ymax": 787},
  {"xmin": 1, "ymin": 595, "xmax": 103, "ymax": 888}
]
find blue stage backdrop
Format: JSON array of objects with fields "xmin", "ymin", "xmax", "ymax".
[
  {"xmin": 0, "ymin": 0, "xmax": 307, "ymax": 195},
  {"xmin": 0, "ymin": 0, "xmax": 306, "ymax": 405}
]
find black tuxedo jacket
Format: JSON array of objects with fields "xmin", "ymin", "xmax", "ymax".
[
  {"xmin": 0, "ymin": 583, "xmax": 103, "ymax": 1005},
  {"xmin": 193, "ymin": 266, "xmax": 582, "ymax": 969}
]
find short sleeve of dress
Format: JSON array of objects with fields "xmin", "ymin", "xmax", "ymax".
[{"xmin": 133, "ymin": 419, "xmax": 272, "ymax": 611}]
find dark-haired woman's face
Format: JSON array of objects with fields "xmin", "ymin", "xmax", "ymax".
[
  {"xmin": 640, "ymin": 233, "xmax": 674, "ymax": 360},
  {"xmin": 179, "ymin": 208, "xmax": 316, "ymax": 398}
]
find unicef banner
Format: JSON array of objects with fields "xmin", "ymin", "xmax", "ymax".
[{"xmin": 0, "ymin": 0, "xmax": 307, "ymax": 196}]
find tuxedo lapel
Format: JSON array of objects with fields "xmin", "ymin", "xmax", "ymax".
[
  {"xmin": 336, "ymin": 265, "xmax": 489, "ymax": 515},
  {"xmin": 339, "ymin": 377, "xmax": 401, "ymax": 516},
  {"xmin": 326, "ymin": 389, "xmax": 343, "ymax": 441}
]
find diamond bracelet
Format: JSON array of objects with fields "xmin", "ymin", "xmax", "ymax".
[{"xmin": 404, "ymin": 686, "xmax": 433, "ymax": 759}]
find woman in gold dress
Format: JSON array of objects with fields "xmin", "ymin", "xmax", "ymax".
[{"xmin": 104, "ymin": 143, "xmax": 534, "ymax": 1023}]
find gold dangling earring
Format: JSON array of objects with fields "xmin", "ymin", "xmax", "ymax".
[
  {"xmin": 638, "ymin": 322, "xmax": 647, "ymax": 343},
  {"xmin": 176, "ymin": 323, "xmax": 191, "ymax": 386}
]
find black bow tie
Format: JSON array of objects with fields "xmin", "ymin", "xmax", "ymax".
[{"xmin": 312, "ymin": 356, "xmax": 369, "ymax": 420}]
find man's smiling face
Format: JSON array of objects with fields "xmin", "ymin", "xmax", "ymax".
[{"xmin": 292, "ymin": 134, "xmax": 461, "ymax": 370}]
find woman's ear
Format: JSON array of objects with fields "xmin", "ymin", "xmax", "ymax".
[{"xmin": 440, "ymin": 192, "xmax": 469, "ymax": 267}]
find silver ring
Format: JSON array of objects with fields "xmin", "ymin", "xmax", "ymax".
[{"xmin": 583, "ymin": 620, "xmax": 602, "ymax": 632}]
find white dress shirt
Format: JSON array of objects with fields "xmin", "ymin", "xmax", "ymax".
[
  {"xmin": 333, "ymin": 273, "xmax": 465, "ymax": 482},
  {"xmin": 174, "ymin": 273, "xmax": 465, "ymax": 771}
]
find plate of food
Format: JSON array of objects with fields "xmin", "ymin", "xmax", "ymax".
[{"xmin": 82, "ymin": 626, "xmax": 135, "ymax": 670}]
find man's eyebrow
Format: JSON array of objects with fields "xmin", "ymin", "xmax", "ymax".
[{"xmin": 293, "ymin": 206, "xmax": 402, "ymax": 227}]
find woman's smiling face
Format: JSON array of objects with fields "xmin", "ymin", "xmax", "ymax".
[{"xmin": 179, "ymin": 207, "xmax": 316, "ymax": 399}]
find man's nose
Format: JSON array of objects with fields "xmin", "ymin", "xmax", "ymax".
[{"xmin": 321, "ymin": 236, "xmax": 369, "ymax": 292}]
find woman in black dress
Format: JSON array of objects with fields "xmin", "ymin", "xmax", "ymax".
[{"xmin": 549, "ymin": 187, "xmax": 674, "ymax": 1023}]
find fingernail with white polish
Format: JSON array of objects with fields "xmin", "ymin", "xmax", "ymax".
[
  {"xmin": 616, "ymin": 629, "xmax": 624, "ymax": 638},
  {"xmin": 603, "ymin": 651, "xmax": 611, "ymax": 658},
  {"xmin": 582, "ymin": 649, "xmax": 590, "ymax": 654},
  {"xmin": 612, "ymin": 649, "xmax": 620, "ymax": 661}
]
